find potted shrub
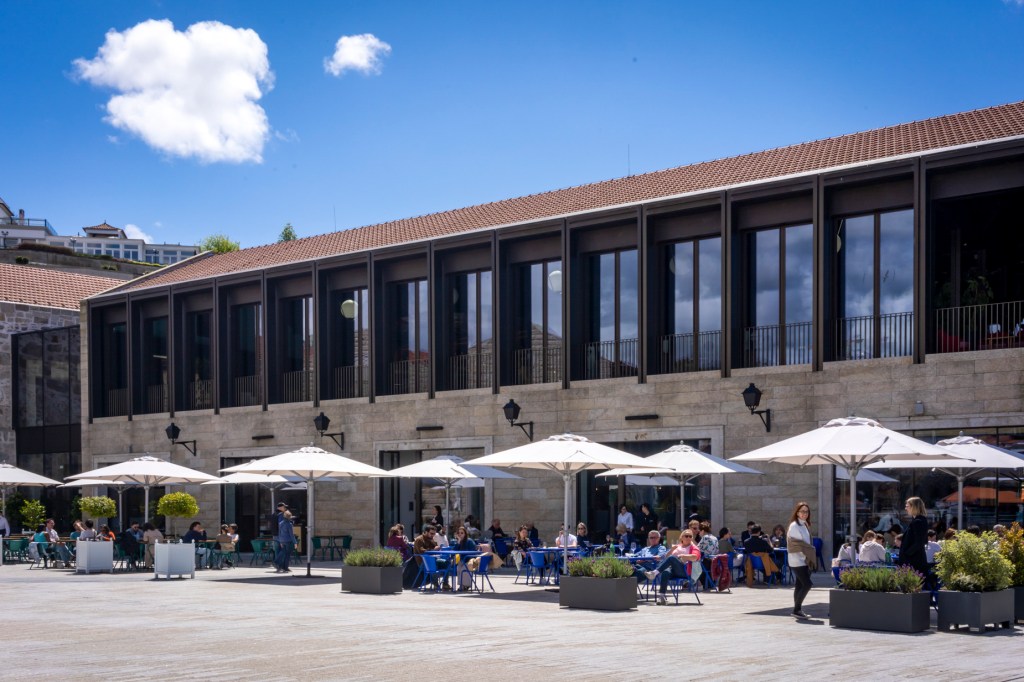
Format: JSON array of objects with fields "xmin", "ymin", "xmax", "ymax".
[
  {"xmin": 79, "ymin": 496, "xmax": 117, "ymax": 527},
  {"xmin": 999, "ymin": 523, "xmax": 1024, "ymax": 624},
  {"xmin": 829, "ymin": 565, "xmax": 929, "ymax": 633},
  {"xmin": 20, "ymin": 499, "xmax": 47, "ymax": 532},
  {"xmin": 935, "ymin": 530, "xmax": 1014, "ymax": 632},
  {"xmin": 559, "ymin": 556, "xmax": 637, "ymax": 611},
  {"xmin": 341, "ymin": 548, "xmax": 403, "ymax": 594},
  {"xmin": 153, "ymin": 492, "xmax": 200, "ymax": 580}
]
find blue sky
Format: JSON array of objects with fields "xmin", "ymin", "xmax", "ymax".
[{"xmin": 2, "ymin": 1, "xmax": 1023, "ymax": 249}]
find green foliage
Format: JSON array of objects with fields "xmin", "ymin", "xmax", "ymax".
[
  {"xmin": 935, "ymin": 530, "xmax": 1013, "ymax": 592},
  {"xmin": 4, "ymin": 492, "xmax": 26, "ymax": 530},
  {"xmin": 20, "ymin": 499, "xmax": 47, "ymax": 530},
  {"xmin": 14, "ymin": 256, "xmax": 29, "ymax": 264},
  {"xmin": 344, "ymin": 547, "xmax": 402, "ymax": 567},
  {"xmin": 70, "ymin": 495, "xmax": 82, "ymax": 522},
  {"xmin": 839, "ymin": 565, "xmax": 923, "ymax": 593},
  {"xmin": 278, "ymin": 223, "xmax": 297, "ymax": 242},
  {"xmin": 198, "ymin": 234, "xmax": 240, "ymax": 253},
  {"xmin": 156, "ymin": 492, "xmax": 199, "ymax": 519},
  {"xmin": 566, "ymin": 556, "xmax": 635, "ymax": 579},
  {"xmin": 999, "ymin": 523, "xmax": 1024, "ymax": 587},
  {"xmin": 79, "ymin": 496, "xmax": 117, "ymax": 518}
]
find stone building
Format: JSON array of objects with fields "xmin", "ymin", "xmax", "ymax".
[{"xmin": 80, "ymin": 102, "xmax": 1024, "ymax": 555}]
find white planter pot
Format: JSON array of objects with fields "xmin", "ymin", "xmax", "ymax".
[
  {"xmin": 154, "ymin": 542, "xmax": 196, "ymax": 580},
  {"xmin": 75, "ymin": 540, "xmax": 114, "ymax": 574}
]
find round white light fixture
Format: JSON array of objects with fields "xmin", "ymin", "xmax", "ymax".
[
  {"xmin": 547, "ymin": 269, "xmax": 562, "ymax": 293},
  {"xmin": 340, "ymin": 299, "xmax": 358, "ymax": 319}
]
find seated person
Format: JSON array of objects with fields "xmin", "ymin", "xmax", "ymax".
[
  {"xmin": 833, "ymin": 535, "xmax": 859, "ymax": 567},
  {"xmin": 45, "ymin": 519, "xmax": 73, "ymax": 565},
  {"xmin": 30, "ymin": 524, "xmax": 57, "ymax": 565},
  {"xmin": 116, "ymin": 528, "xmax": 141, "ymax": 569},
  {"xmin": 99, "ymin": 525, "xmax": 116, "ymax": 542},
  {"xmin": 487, "ymin": 519, "xmax": 506, "ymax": 540},
  {"xmin": 770, "ymin": 524, "xmax": 787, "ymax": 548},
  {"xmin": 182, "ymin": 521, "xmax": 209, "ymax": 564},
  {"xmin": 526, "ymin": 522, "xmax": 540, "ymax": 546},
  {"xmin": 70, "ymin": 520, "xmax": 84, "ymax": 540},
  {"xmin": 740, "ymin": 521, "xmax": 756, "ymax": 544},
  {"xmin": 924, "ymin": 529, "xmax": 942, "ymax": 564},
  {"xmin": 858, "ymin": 530, "xmax": 886, "ymax": 563},
  {"xmin": 434, "ymin": 526, "xmax": 450, "ymax": 548},
  {"xmin": 215, "ymin": 524, "xmax": 235, "ymax": 566},
  {"xmin": 554, "ymin": 525, "xmax": 577, "ymax": 548},
  {"xmin": 385, "ymin": 523, "xmax": 413, "ymax": 561},
  {"xmin": 576, "ymin": 522, "xmax": 590, "ymax": 547},
  {"xmin": 413, "ymin": 524, "xmax": 450, "ymax": 589},
  {"xmin": 741, "ymin": 524, "xmax": 774, "ymax": 554},
  {"xmin": 141, "ymin": 523, "xmax": 164, "ymax": 568},
  {"xmin": 129, "ymin": 522, "xmax": 144, "ymax": 542},
  {"xmin": 614, "ymin": 523, "xmax": 633, "ymax": 553},
  {"xmin": 510, "ymin": 525, "xmax": 533, "ymax": 569},
  {"xmin": 79, "ymin": 519, "xmax": 98, "ymax": 541},
  {"xmin": 742, "ymin": 524, "xmax": 782, "ymax": 583},
  {"xmin": 631, "ymin": 530, "xmax": 668, "ymax": 580},
  {"xmin": 643, "ymin": 529, "xmax": 701, "ymax": 604},
  {"xmin": 718, "ymin": 527, "xmax": 735, "ymax": 554}
]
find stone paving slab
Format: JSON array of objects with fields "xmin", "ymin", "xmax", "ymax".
[{"xmin": 2, "ymin": 561, "xmax": 1020, "ymax": 680}]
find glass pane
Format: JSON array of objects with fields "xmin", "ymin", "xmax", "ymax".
[
  {"xmin": 752, "ymin": 229, "xmax": 780, "ymax": 327},
  {"xmin": 669, "ymin": 241, "xmax": 694, "ymax": 335},
  {"xmin": 598, "ymin": 252, "xmax": 616, "ymax": 342},
  {"xmin": 619, "ymin": 249, "xmax": 638, "ymax": 340},
  {"xmin": 880, "ymin": 209, "xmax": 914, "ymax": 315},
  {"xmin": 16, "ymin": 331, "xmax": 43, "ymax": 428},
  {"xmin": 479, "ymin": 270, "xmax": 492, "ymax": 344},
  {"xmin": 841, "ymin": 215, "xmax": 875, "ymax": 319},
  {"xmin": 547, "ymin": 259, "xmax": 562, "ymax": 339},
  {"xmin": 698, "ymin": 237, "xmax": 721, "ymax": 333},
  {"xmin": 785, "ymin": 224, "xmax": 813, "ymax": 324}
]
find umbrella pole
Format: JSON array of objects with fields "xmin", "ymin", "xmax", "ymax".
[
  {"xmin": 144, "ymin": 485, "xmax": 151, "ymax": 527},
  {"xmin": 957, "ymin": 476, "xmax": 964, "ymax": 530},
  {"xmin": 305, "ymin": 479, "xmax": 314, "ymax": 577},
  {"xmin": 563, "ymin": 473, "xmax": 571, "ymax": 576},
  {"xmin": 849, "ymin": 467, "xmax": 858, "ymax": 566},
  {"xmin": 445, "ymin": 481, "xmax": 451, "ymax": 533}
]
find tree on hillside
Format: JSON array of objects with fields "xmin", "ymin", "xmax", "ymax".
[
  {"xmin": 279, "ymin": 223, "xmax": 297, "ymax": 242},
  {"xmin": 198, "ymin": 234, "xmax": 240, "ymax": 253}
]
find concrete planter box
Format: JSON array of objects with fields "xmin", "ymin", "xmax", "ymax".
[
  {"xmin": 559, "ymin": 576, "xmax": 637, "ymax": 611},
  {"xmin": 154, "ymin": 542, "xmax": 196, "ymax": 580},
  {"xmin": 342, "ymin": 566, "xmax": 403, "ymax": 594},
  {"xmin": 75, "ymin": 540, "xmax": 114, "ymax": 574},
  {"xmin": 936, "ymin": 589, "xmax": 1014, "ymax": 632},
  {"xmin": 829, "ymin": 589, "xmax": 931, "ymax": 633},
  {"xmin": 1015, "ymin": 586, "xmax": 1024, "ymax": 624}
]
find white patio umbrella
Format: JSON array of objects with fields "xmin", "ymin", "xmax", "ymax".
[
  {"xmin": 59, "ymin": 479, "xmax": 128, "ymax": 530},
  {"xmin": 865, "ymin": 434, "xmax": 1024, "ymax": 529},
  {"xmin": 66, "ymin": 455, "xmax": 220, "ymax": 525},
  {"xmin": 0, "ymin": 462, "xmax": 63, "ymax": 517},
  {"xmin": 202, "ymin": 469, "xmax": 296, "ymax": 514},
  {"xmin": 385, "ymin": 455, "xmax": 521, "ymax": 531},
  {"xmin": 732, "ymin": 417, "xmax": 971, "ymax": 564},
  {"xmin": 466, "ymin": 433, "xmax": 661, "ymax": 573},
  {"xmin": 600, "ymin": 443, "xmax": 763, "ymax": 526},
  {"xmin": 836, "ymin": 466, "xmax": 897, "ymax": 484},
  {"xmin": 222, "ymin": 446, "xmax": 391, "ymax": 577}
]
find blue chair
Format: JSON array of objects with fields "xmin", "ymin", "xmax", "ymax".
[
  {"xmin": 469, "ymin": 554, "xmax": 495, "ymax": 593},
  {"xmin": 527, "ymin": 550, "xmax": 552, "ymax": 586},
  {"xmin": 416, "ymin": 554, "xmax": 448, "ymax": 592},
  {"xmin": 492, "ymin": 537, "xmax": 512, "ymax": 567},
  {"xmin": 530, "ymin": 538, "xmax": 542, "ymax": 548},
  {"xmin": 664, "ymin": 562, "xmax": 702, "ymax": 605},
  {"xmin": 749, "ymin": 554, "xmax": 776, "ymax": 585},
  {"xmin": 812, "ymin": 537, "xmax": 825, "ymax": 572}
]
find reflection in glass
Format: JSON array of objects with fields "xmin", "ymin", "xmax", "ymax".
[
  {"xmin": 229, "ymin": 303, "xmax": 262, "ymax": 406},
  {"xmin": 280, "ymin": 296, "xmax": 314, "ymax": 403},
  {"xmin": 386, "ymin": 280, "xmax": 428, "ymax": 394},
  {"xmin": 581, "ymin": 249, "xmax": 638, "ymax": 379},
  {"xmin": 183, "ymin": 311, "xmax": 212, "ymax": 410},
  {"xmin": 661, "ymin": 237, "xmax": 721, "ymax": 373},
  {"xmin": 140, "ymin": 317, "xmax": 168, "ymax": 413},
  {"xmin": 511, "ymin": 259, "xmax": 562, "ymax": 385},
  {"xmin": 329, "ymin": 288, "xmax": 368, "ymax": 399},
  {"xmin": 446, "ymin": 270, "xmax": 493, "ymax": 390}
]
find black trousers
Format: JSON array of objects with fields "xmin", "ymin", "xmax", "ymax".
[{"xmin": 791, "ymin": 565, "xmax": 812, "ymax": 612}]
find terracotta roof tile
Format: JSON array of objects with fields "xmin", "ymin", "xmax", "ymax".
[
  {"xmin": 113, "ymin": 100, "xmax": 1024, "ymax": 294},
  {"xmin": 0, "ymin": 263, "xmax": 119, "ymax": 309}
]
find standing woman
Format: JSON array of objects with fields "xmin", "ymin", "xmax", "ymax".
[
  {"xmin": 898, "ymin": 497, "xmax": 929, "ymax": 577},
  {"xmin": 786, "ymin": 501, "xmax": 817, "ymax": 620}
]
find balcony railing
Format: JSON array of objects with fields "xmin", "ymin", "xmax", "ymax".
[
  {"xmin": 0, "ymin": 217, "xmax": 53, "ymax": 230},
  {"xmin": 578, "ymin": 338, "xmax": 638, "ymax": 380},
  {"xmin": 332, "ymin": 364, "xmax": 369, "ymax": 399},
  {"xmin": 743, "ymin": 322, "xmax": 812, "ymax": 368},
  {"xmin": 145, "ymin": 383, "xmax": 168, "ymax": 414},
  {"xmin": 105, "ymin": 388, "xmax": 128, "ymax": 417},
  {"xmin": 933, "ymin": 300, "xmax": 1024, "ymax": 353},
  {"xmin": 511, "ymin": 345, "xmax": 563, "ymax": 385},
  {"xmin": 389, "ymin": 358, "xmax": 430, "ymax": 395},
  {"xmin": 833, "ymin": 312, "xmax": 913, "ymax": 361},
  {"xmin": 660, "ymin": 330, "xmax": 721, "ymax": 373},
  {"xmin": 446, "ymin": 352, "xmax": 493, "ymax": 390},
  {"xmin": 232, "ymin": 374, "xmax": 261, "ymax": 407},
  {"xmin": 281, "ymin": 369, "xmax": 313, "ymax": 403},
  {"xmin": 186, "ymin": 379, "xmax": 213, "ymax": 410}
]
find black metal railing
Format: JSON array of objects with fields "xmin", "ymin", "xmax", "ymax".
[
  {"xmin": 833, "ymin": 311, "xmax": 913, "ymax": 361},
  {"xmin": 232, "ymin": 374, "xmax": 261, "ymax": 406},
  {"xmin": 281, "ymin": 369, "xmax": 313, "ymax": 403},
  {"xmin": 145, "ymin": 384, "xmax": 168, "ymax": 413},
  {"xmin": 933, "ymin": 300, "xmax": 1024, "ymax": 353},
  {"xmin": 578, "ymin": 338, "xmax": 638, "ymax": 380},
  {"xmin": 511, "ymin": 346, "xmax": 563, "ymax": 385},
  {"xmin": 0, "ymin": 217, "xmax": 52, "ymax": 230},
  {"xmin": 389, "ymin": 358, "xmax": 430, "ymax": 395},
  {"xmin": 446, "ymin": 352, "xmax": 493, "ymax": 390},
  {"xmin": 660, "ymin": 330, "xmax": 721, "ymax": 373},
  {"xmin": 743, "ymin": 322, "xmax": 812, "ymax": 368},
  {"xmin": 105, "ymin": 388, "xmax": 128, "ymax": 417},
  {"xmin": 332, "ymin": 364, "xmax": 369, "ymax": 399},
  {"xmin": 187, "ymin": 379, "xmax": 213, "ymax": 410}
]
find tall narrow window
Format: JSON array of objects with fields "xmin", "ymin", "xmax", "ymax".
[
  {"xmin": 386, "ymin": 280, "xmax": 428, "ymax": 395},
  {"xmin": 279, "ymin": 296, "xmax": 314, "ymax": 403},
  {"xmin": 660, "ymin": 237, "xmax": 722, "ymax": 373},
  {"xmin": 743, "ymin": 224, "xmax": 812, "ymax": 367},
  {"xmin": 182, "ymin": 310, "xmax": 212, "ymax": 410},
  {"xmin": 140, "ymin": 317, "xmax": 168, "ymax": 413},
  {"xmin": 328, "ymin": 288, "xmax": 368, "ymax": 399},
  {"xmin": 445, "ymin": 270, "xmax": 493, "ymax": 390},
  {"xmin": 510, "ymin": 259, "xmax": 562, "ymax": 385},
  {"xmin": 580, "ymin": 249, "xmax": 638, "ymax": 379},
  {"xmin": 98, "ymin": 321, "xmax": 128, "ymax": 417},
  {"xmin": 229, "ymin": 303, "xmax": 262, "ymax": 406},
  {"xmin": 835, "ymin": 209, "xmax": 913, "ymax": 360}
]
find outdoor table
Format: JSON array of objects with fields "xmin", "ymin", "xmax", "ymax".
[
  {"xmin": 426, "ymin": 550, "xmax": 482, "ymax": 591},
  {"xmin": 314, "ymin": 535, "xmax": 346, "ymax": 561}
]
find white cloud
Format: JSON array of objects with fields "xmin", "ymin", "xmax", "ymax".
[
  {"xmin": 1005, "ymin": 0, "xmax": 1024, "ymax": 6},
  {"xmin": 124, "ymin": 223, "xmax": 155, "ymax": 242},
  {"xmin": 74, "ymin": 19, "xmax": 273, "ymax": 164},
  {"xmin": 324, "ymin": 33, "xmax": 391, "ymax": 76}
]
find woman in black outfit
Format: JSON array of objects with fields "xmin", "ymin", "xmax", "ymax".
[
  {"xmin": 897, "ymin": 496, "xmax": 929, "ymax": 577},
  {"xmin": 429, "ymin": 505, "xmax": 444, "ymax": 529}
]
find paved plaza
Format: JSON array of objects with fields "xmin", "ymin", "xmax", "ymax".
[{"xmin": 2, "ymin": 560, "xmax": 1021, "ymax": 681}]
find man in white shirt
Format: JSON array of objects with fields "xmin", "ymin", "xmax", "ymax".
[
  {"xmin": 45, "ymin": 519, "xmax": 73, "ymax": 566},
  {"xmin": 554, "ymin": 525, "xmax": 577, "ymax": 548},
  {"xmin": 617, "ymin": 505, "xmax": 634, "ymax": 533},
  {"xmin": 924, "ymin": 529, "xmax": 942, "ymax": 563}
]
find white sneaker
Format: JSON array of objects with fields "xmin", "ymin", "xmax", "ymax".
[
  {"xmin": 644, "ymin": 570, "xmax": 658, "ymax": 581},
  {"xmin": 656, "ymin": 594, "xmax": 667, "ymax": 605}
]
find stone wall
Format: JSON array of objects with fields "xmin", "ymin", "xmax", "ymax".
[
  {"xmin": 80, "ymin": 327, "xmax": 1024, "ymax": 557},
  {"xmin": 0, "ymin": 301, "xmax": 81, "ymax": 459}
]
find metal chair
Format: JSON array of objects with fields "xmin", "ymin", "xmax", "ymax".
[
  {"xmin": 664, "ymin": 561, "xmax": 703, "ymax": 605},
  {"xmin": 492, "ymin": 537, "xmax": 513, "ymax": 567},
  {"xmin": 249, "ymin": 539, "xmax": 275, "ymax": 567},
  {"xmin": 749, "ymin": 554, "xmax": 777, "ymax": 585},
  {"xmin": 812, "ymin": 537, "xmax": 825, "ymax": 572},
  {"xmin": 527, "ymin": 550, "xmax": 553, "ymax": 586},
  {"xmin": 416, "ymin": 554, "xmax": 448, "ymax": 592},
  {"xmin": 469, "ymin": 554, "xmax": 495, "ymax": 593}
]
